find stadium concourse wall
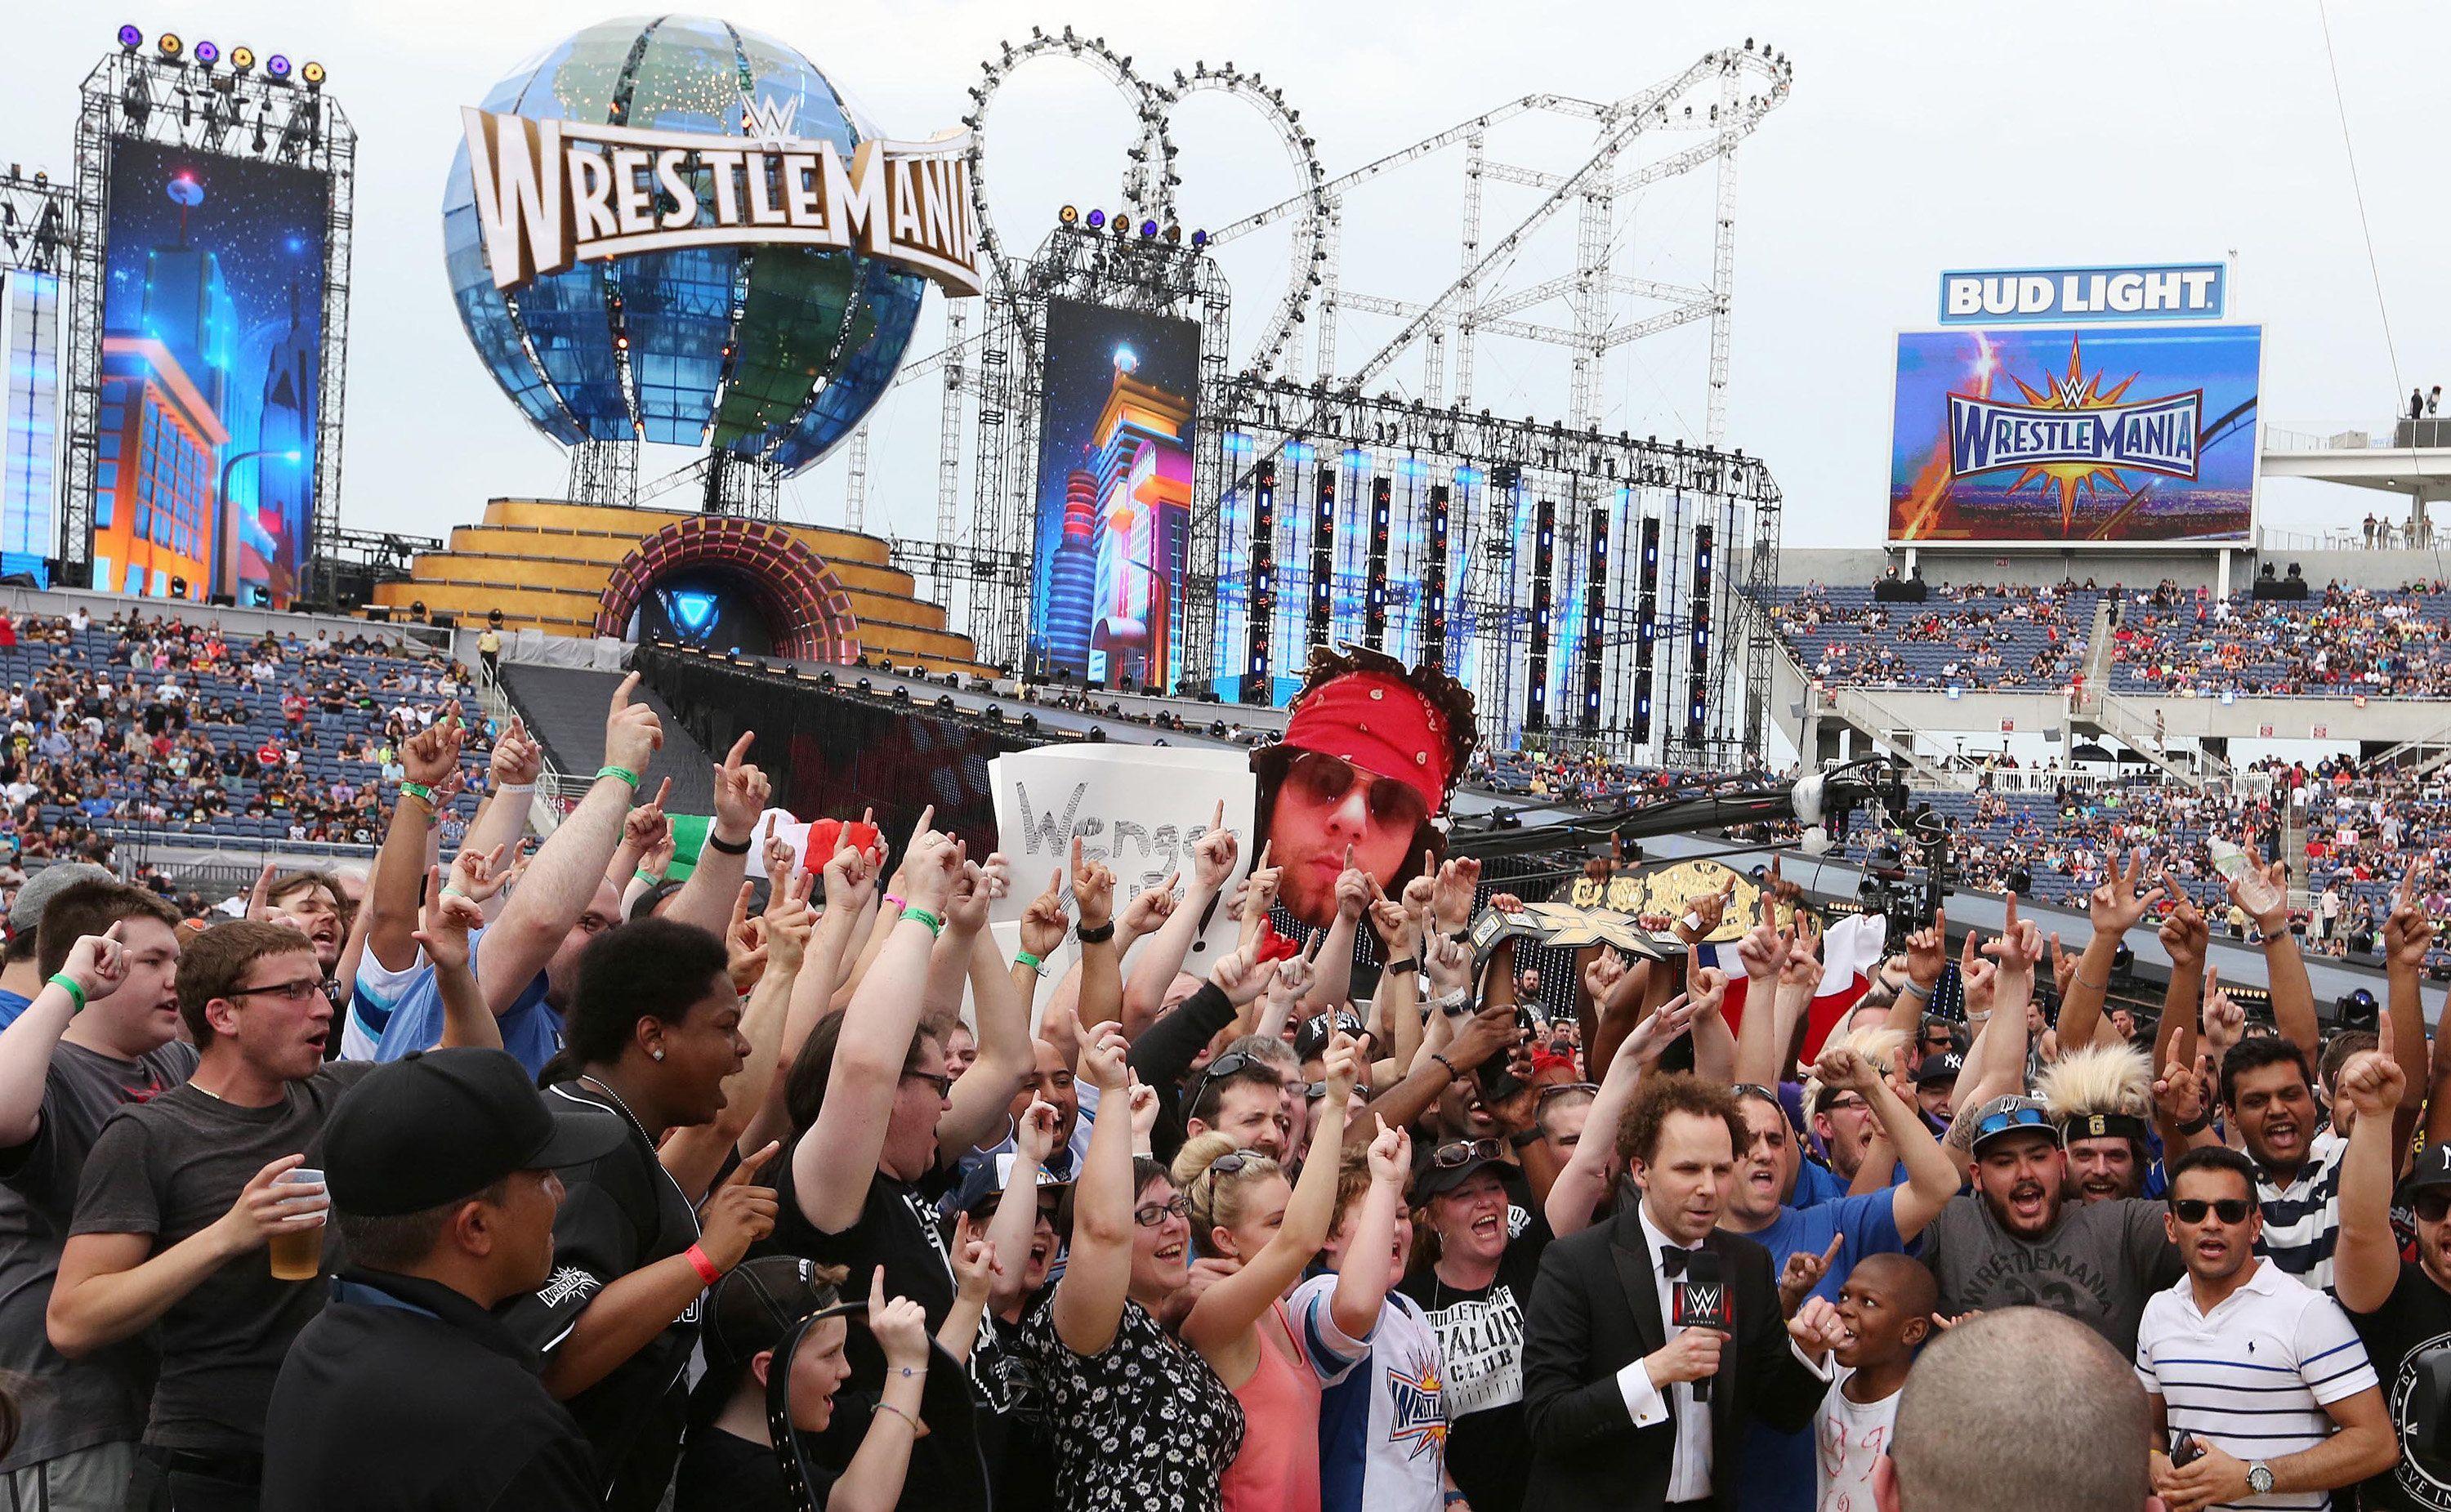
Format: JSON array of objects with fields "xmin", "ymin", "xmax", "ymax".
[{"xmin": 1781, "ymin": 546, "xmax": 2448, "ymax": 594}]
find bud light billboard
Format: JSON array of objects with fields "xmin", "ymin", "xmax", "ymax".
[
  {"xmin": 1028, "ymin": 297, "xmax": 1200, "ymax": 690},
  {"xmin": 1888, "ymin": 323, "xmax": 2260, "ymax": 545}
]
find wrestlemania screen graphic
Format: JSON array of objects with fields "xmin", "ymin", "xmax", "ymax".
[
  {"xmin": 1028, "ymin": 297, "xmax": 1200, "ymax": 689},
  {"xmin": 1888, "ymin": 323, "xmax": 2261, "ymax": 544},
  {"xmin": 96, "ymin": 137, "xmax": 328, "ymax": 605}
]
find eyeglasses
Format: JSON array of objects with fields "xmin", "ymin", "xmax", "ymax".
[
  {"xmin": 1970, "ymin": 1104, "xmax": 2051, "ymax": 1144},
  {"xmin": 1538, "ymin": 1082, "xmax": 1599, "ymax": 1102},
  {"xmin": 1133, "ymin": 1194, "xmax": 1191, "ymax": 1229},
  {"xmin": 1431, "ymin": 1138, "xmax": 1506, "ymax": 1169},
  {"xmin": 1286, "ymin": 750, "xmax": 1429, "ymax": 831},
  {"xmin": 227, "ymin": 977, "xmax": 325, "ymax": 1004},
  {"xmin": 2417, "ymin": 1190, "xmax": 2451, "ymax": 1225},
  {"xmin": 2169, "ymin": 1198, "xmax": 2254, "ymax": 1225},
  {"xmin": 1819, "ymin": 1094, "xmax": 1871, "ymax": 1116},
  {"xmin": 1207, "ymin": 1150, "xmax": 1263, "ymax": 1178},
  {"xmin": 1732, "ymin": 1082, "xmax": 1783, "ymax": 1105},
  {"xmin": 902, "ymin": 1069, "xmax": 956, "ymax": 1099},
  {"xmin": 1304, "ymin": 1080, "xmax": 1328, "ymax": 1101},
  {"xmin": 1187, "ymin": 1050, "xmax": 1263, "ymax": 1113}
]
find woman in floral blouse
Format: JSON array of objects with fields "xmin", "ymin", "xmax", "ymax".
[{"xmin": 1018, "ymin": 1025, "xmax": 1242, "ymax": 1511}]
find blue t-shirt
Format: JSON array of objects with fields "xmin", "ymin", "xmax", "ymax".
[
  {"xmin": 372, "ymin": 925, "xmax": 560, "ymax": 1077},
  {"xmin": 1789, "ymin": 1156, "xmax": 1849, "ymax": 1211},
  {"xmin": 1732, "ymin": 1190, "xmax": 1917, "ymax": 1512},
  {"xmin": 0, "ymin": 987, "xmax": 31, "ymax": 1031}
]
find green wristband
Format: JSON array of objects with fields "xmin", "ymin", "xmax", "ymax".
[
  {"xmin": 635, "ymin": 868, "xmax": 662, "ymax": 885},
  {"xmin": 597, "ymin": 765, "xmax": 641, "ymax": 788},
  {"xmin": 1014, "ymin": 950, "xmax": 1044, "ymax": 974},
  {"xmin": 398, "ymin": 781, "xmax": 435, "ymax": 806},
  {"xmin": 904, "ymin": 908, "xmax": 944, "ymax": 938},
  {"xmin": 47, "ymin": 975, "xmax": 85, "ymax": 1014}
]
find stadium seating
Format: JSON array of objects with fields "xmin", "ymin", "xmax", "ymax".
[
  {"xmin": 1766, "ymin": 583, "xmax": 2096, "ymax": 690},
  {"xmin": 0, "ymin": 611, "xmax": 481, "ymax": 865},
  {"xmin": 2108, "ymin": 582, "xmax": 2451, "ymax": 696}
]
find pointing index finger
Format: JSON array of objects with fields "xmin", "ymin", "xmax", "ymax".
[{"xmin": 611, "ymin": 671, "xmax": 639, "ymax": 709}]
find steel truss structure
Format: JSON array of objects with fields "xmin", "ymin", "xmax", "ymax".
[
  {"xmin": 859, "ymin": 29, "xmax": 1793, "ymax": 768},
  {"xmin": 1206, "ymin": 377, "xmax": 1780, "ymax": 765},
  {"xmin": 59, "ymin": 44, "xmax": 355, "ymax": 602},
  {"xmin": 0, "ymin": 169, "xmax": 74, "ymax": 276}
]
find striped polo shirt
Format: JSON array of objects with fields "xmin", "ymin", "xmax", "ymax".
[
  {"xmin": 2258, "ymin": 1129, "xmax": 2347, "ymax": 1293},
  {"xmin": 2135, "ymin": 1258, "xmax": 2378, "ymax": 1510}
]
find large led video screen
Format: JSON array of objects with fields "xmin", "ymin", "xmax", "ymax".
[
  {"xmin": 1888, "ymin": 323, "xmax": 2261, "ymax": 545},
  {"xmin": 1028, "ymin": 297, "xmax": 1199, "ymax": 689},
  {"xmin": 96, "ymin": 137, "xmax": 328, "ymax": 604}
]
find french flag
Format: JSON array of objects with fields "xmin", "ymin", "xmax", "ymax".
[{"xmin": 1711, "ymin": 912, "xmax": 1889, "ymax": 1064}]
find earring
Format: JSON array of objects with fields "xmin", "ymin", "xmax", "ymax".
[{"xmin": 650, "ymin": 1048, "xmax": 664, "ymax": 1061}]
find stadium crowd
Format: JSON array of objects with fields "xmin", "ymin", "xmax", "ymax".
[{"xmin": 0, "ymin": 647, "xmax": 2445, "ymax": 1512}]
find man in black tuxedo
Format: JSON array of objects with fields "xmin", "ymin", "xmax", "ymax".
[{"xmin": 1520, "ymin": 1073, "xmax": 1824, "ymax": 1510}]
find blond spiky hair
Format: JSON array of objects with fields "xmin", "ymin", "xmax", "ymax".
[
  {"xmin": 2034, "ymin": 1041, "xmax": 2154, "ymax": 1122},
  {"xmin": 1806, "ymin": 1025, "xmax": 1912, "ymax": 1113}
]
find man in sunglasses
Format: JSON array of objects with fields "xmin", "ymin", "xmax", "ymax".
[
  {"xmin": 1252, "ymin": 646, "xmax": 1474, "ymax": 930},
  {"xmin": 1920, "ymin": 1094, "xmax": 2181, "ymax": 1357},
  {"xmin": 2331, "ymin": 1028, "xmax": 2451, "ymax": 1511},
  {"xmin": 2137, "ymin": 1145, "xmax": 2393, "ymax": 1511}
]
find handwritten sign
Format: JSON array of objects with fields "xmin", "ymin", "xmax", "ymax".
[{"xmin": 988, "ymin": 745, "xmax": 1256, "ymax": 968}]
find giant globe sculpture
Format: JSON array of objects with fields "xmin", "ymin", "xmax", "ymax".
[{"xmin": 442, "ymin": 16, "xmax": 923, "ymax": 474}]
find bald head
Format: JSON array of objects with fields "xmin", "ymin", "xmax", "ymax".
[
  {"xmin": 1847, "ymin": 1251, "xmax": 1936, "ymax": 1321},
  {"xmin": 1882, "ymin": 1309, "xmax": 2154, "ymax": 1512}
]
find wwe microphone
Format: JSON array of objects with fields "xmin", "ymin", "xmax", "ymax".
[{"xmin": 1670, "ymin": 1249, "xmax": 1733, "ymax": 1403}]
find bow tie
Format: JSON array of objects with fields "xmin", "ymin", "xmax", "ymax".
[{"xmin": 1659, "ymin": 1245, "xmax": 1702, "ymax": 1278}]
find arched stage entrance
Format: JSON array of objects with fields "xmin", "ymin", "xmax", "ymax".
[{"xmin": 594, "ymin": 516, "xmax": 862, "ymax": 665}]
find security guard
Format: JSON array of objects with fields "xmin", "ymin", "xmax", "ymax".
[{"xmin": 261, "ymin": 1049, "xmax": 627, "ymax": 1511}]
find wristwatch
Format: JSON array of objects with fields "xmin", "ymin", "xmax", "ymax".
[{"xmin": 2246, "ymin": 1462, "xmax": 2274, "ymax": 1496}]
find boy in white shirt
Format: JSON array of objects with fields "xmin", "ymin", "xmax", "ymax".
[{"xmin": 1786, "ymin": 1252, "xmax": 1936, "ymax": 1512}]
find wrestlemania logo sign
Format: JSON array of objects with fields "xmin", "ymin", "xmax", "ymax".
[
  {"xmin": 1945, "ymin": 332, "xmax": 2202, "ymax": 532},
  {"xmin": 460, "ymin": 100, "xmax": 984, "ymax": 297}
]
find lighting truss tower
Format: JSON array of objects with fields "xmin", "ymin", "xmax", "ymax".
[{"xmin": 61, "ymin": 38, "xmax": 355, "ymax": 600}]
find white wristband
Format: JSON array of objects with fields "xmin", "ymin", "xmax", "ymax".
[{"xmin": 494, "ymin": 781, "xmax": 534, "ymax": 794}]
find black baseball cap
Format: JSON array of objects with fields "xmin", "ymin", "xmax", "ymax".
[
  {"xmin": 704, "ymin": 1256, "xmax": 850, "ymax": 1372},
  {"xmin": 1912, "ymin": 1050, "xmax": 1966, "ymax": 1087},
  {"xmin": 1296, "ymin": 1009, "xmax": 1368, "ymax": 1063},
  {"xmin": 1413, "ymin": 1137, "xmax": 1507, "ymax": 1200},
  {"xmin": 2410, "ymin": 1144, "xmax": 2451, "ymax": 1193},
  {"xmin": 324, "ymin": 1048, "xmax": 627, "ymax": 1216}
]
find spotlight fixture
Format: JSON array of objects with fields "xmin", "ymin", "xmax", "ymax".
[
  {"xmin": 301, "ymin": 60, "xmax": 325, "ymax": 87},
  {"xmin": 266, "ymin": 54, "xmax": 292, "ymax": 79},
  {"xmin": 1139, "ymin": 219, "xmax": 1158, "ymax": 237},
  {"xmin": 1163, "ymin": 224, "xmax": 1181, "ymax": 243},
  {"xmin": 1058, "ymin": 203, "xmax": 1078, "ymax": 224},
  {"xmin": 1085, "ymin": 207, "xmax": 1105, "ymax": 229},
  {"xmin": 117, "ymin": 24, "xmax": 142, "ymax": 51},
  {"xmin": 155, "ymin": 31, "xmax": 183, "ymax": 59},
  {"xmin": 194, "ymin": 40, "xmax": 219, "ymax": 65},
  {"xmin": 1190, "ymin": 229, "xmax": 1208, "ymax": 248},
  {"xmin": 230, "ymin": 47, "xmax": 254, "ymax": 72}
]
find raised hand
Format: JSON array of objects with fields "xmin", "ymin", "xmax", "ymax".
[
  {"xmin": 1127, "ymin": 1081, "xmax": 1161, "ymax": 1144},
  {"xmin": 1364, "ymin": 1117, "xmax": 1411, "ymax": 1184},
  {"xmin": 865, "ymin": 1266, "xmax": 932, "ymax": 1374},
  {"xmin": 1778, "ymin": 924, "xmax": 1825, "ymax": 995},
  {"xmin": 899, "ymin": 830, "xmax": 961, "ymax": 917},
  {"xmin": 489, "ymin": 715, "xmax": 542, "ymax": 787},
  {"xmin": 1785, "ymin": 1291, "xmax": 1847, "ymax": 1357},
  {"xmin": 1320, "ymin": 1029, "xmax": 1361, "ymax": 1107},
  {"xmin": 708, "ymin": 732, "xmax": 770, "ymax": 844},
  {"xmin": 698, "ymin": 1144, "xmax": 781, "ymax": 1270},
  {"xmin": 1425, "ymin": 930, "xmax": 1473, "ymax": 997},
  {"xmin": 2335, "ymin": 1015, "xmax": 2406, "ymax": 1119},
  {"xmin": 1811, "ymin": 1045, "xmax": 1879, "ymax": 1099},
  {"xmin": 1621, "ymin": 993, "xmax": 1700, "ymax": 1069},
  {"xmin": 1189, "ymin": 801, "xmax": 1239, "ymax": 894},
  {"xmin": 1077, "ymin": 1024, "xmax": 1131, "ymax": 1093},
  {"xmin": 1981, "ymin": 893, "xmax": 2042, "ymax": 977},
  {"xmin": 2158, "ymin": 873, "xmax": 2209, "ymax": 971},
  {"xmin": 59, "ymin": 921, "xmax": 128, "ymax": 1001},
  {"xmin": 446, "ymin": 841, "xmax": 512, "ymax": 904},
  {"xmin": 1015, "ymin": 1098, "xmax": 1063, "ymax": 1164},
  {"xmin": 404, "ymin": 700, "xmax": 467, "ymax": 787},
  {"xmin": 947, "ymin": 1212, "xmax": 1001, "ymax": 1305},
  {"xmin": 2200, "ymin": 966, "xmax": 2246, "ymax": 1059},
  {"xmin": 2048, "ymin": 932, "xmax": 2077, "ymax": 1002},
  {"xmin": 761, "ymin": 870, "xmax": 817, "ymax": 976},
  {"xmin": 414, "ymin": 866, "xmax": 486, "ymax": 971},
  {"xmin": 1019, "ymin": 869, "xmax": 1069, "ymax": 960},
  {"xmin": 1431, "ymin": 856, "xmax": 1481, "ymax": 932},
  {"xmin": 1334, "ymin": 851, "xmax": 1373, "ymax": 923},
  {"xmin": 1120, "ymin": 872, "xmax": 1181, "ymax": 939},
  {"xmin": 1958, "ymin": 925, "xmax": 1997, "ymax": 1015},
  {"xmin": 1904, "ymin": 906, "xmax": 1947, "ymax": 991},
  {"xmin": 945, "ymin": 854, "xmax": 1003, "ymax": 935},
  {"xmin": 1209, "ymin": 945, "xmax": 1284, "ymax": 1009},
  {"xmin": 2223, "ymin": 830, "xmax": 2288, "ymax": 934},
  {"xmin": 601, "ymin": 672, "xmax": 664, "ymax": 778},
  {"xmin": 2386, "ymin": 868, "xmax": 2437, "ymax": 972},
  {"xmin": 1449, "ymin": 1000, "xmax": 1526, "ymax": 1070},
  {"xmin": 760, "ymin": 813, "xmax": 794, "ymax": 882},
  {"xmin": 1585, "ymin": 949, "xmax": 1630, "ymax": 1003},
  {"xmin": 1682, "ymin": 877, "xmax": 1737, "ymax": 939},
  {"xmin": 623, "ymin": 778, "xmax": 674, "ymax": 855},
  {"xmin": 725, "ymin": 884, "xmax": 768, "ymax": 992},
  {"xmin": 820, "ymin": 811, "xmax": 882, "ymax": 914},
  {"xmin": 2089, "ymin": 850, "xmax": 2167, "ymax": 937},
  {"xmin": 1241, "ymin": 841, "xmax": 1282, "ymax": 923},
  {"xmin": 1069, "ymin": 836, "xmax": 1116, "ymax": 930}
]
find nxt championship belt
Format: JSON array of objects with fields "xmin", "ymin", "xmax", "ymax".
[{"xmin": 1466, "ymin": 900, "xmax": 1677, "ymax": 961}]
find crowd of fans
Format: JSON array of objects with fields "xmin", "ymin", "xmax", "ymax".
[
  {"xmin": 0, "ymin": 644, "xmax": 2435, "ymax": 1512},
  {"xmin": 1770, "ymin": 582, "xmax": 2095, "ymax": 691}
]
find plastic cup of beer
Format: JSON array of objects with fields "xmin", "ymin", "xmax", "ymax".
[{"xmin": 269, "ymin": 1166, "xmax": 327, "ymax": 1281}]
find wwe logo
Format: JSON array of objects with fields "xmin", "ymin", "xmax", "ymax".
[
  {"xmin": 741, "ymin": 95, "xmax": 799, "ymax": 143},
  {"xmin": 1673, "ymin": 1280, "xmax": 1731, "ymax": 1331}
]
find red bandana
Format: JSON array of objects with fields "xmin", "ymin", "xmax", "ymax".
[{"xmin": 1279, "ymin": 670, "xmax": 1453, "ymax": 815}]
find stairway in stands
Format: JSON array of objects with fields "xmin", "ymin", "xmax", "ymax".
[{"xmin": 495, "ymin": 663, "xmax": 717, "ymax": 814}]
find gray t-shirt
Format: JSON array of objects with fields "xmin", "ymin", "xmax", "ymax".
[
  {"xmin": 0, "ymin": 1038, "xmax": 197, "ymax": 1470},
  {"xmin": 69, "ymin": 1059, "xmax": 377, "ymax": 1454},
  {"xmin": 1920, "ymin": 1193, "xmax": 2182, "ymax": 1357}
]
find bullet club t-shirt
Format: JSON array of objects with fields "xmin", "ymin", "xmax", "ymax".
[{"xmin": 1396, "ymin": 1213, "xmax": 1550, "ymax": 1512}]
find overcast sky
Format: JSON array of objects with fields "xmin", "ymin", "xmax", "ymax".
[{"xmin": 7, "ymin": 0, "xmax": 2441, "ymax": 555}]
